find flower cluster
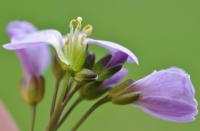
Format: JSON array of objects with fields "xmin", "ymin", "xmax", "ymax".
[{"xmin": 1, "ymin": 17, "xmax": 198, "ymax": 131}]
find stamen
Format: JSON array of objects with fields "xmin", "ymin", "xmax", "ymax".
[
  {"xmin": 65, "ymin": 34, "xmax": 70, "ymax": 45},
  {"xmin": 82, "ymin": 24, "xmax": 93, "ymax": 36},
  {"xmin": 80, "ymin": 36, "xmax": 85, "ymax": 45},
  {"xmin": 69, "ymin": 19, "xmax": 76, "ymax": 34},
  {"xmin": 76, "ymin": 17, "xmax": 83, "ymax": 30}
]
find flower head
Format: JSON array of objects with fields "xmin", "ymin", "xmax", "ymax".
[
  {"xmin": 3, "ymin": 17, "xmax": 138, "ymax": 73},
  {"xmin": 5, "ymin": 21, "xmax": 49, "ymax": 105},
  {"xmin": 131, "ymin": 68, "xmax": 198, "ymax": 122}
]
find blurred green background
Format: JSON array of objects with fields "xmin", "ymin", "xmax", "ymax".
[{"xmin": 0, "ymin": 0, "xmax": 200, "ymax": 131}]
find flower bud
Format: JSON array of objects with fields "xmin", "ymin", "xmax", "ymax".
[
  {"xmin": 74, "ymin": 68, "xmax": 98, "ymax": 82},
  {"xmin": 20, "ymin": 76, "xmax": 45, "ymax": 105},
  {"xmin": 84, "ymin": 52, "xmax": 95, "ymax": 69},
  {"xmin": 80, "ymin": 81, "xmax": 108, "ymax": 100},
  {"xmin": 93, "ymin": 54, "xmax": 112, "ymax": 73},
  {"xmin": 98, "ymin": 65, "xmax": 122, "ymax": 81},
  {"xmin": 52, "ymin": 55, "xmax": 65, "ymax": 80}
]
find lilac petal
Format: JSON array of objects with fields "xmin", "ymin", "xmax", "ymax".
[
  {"xmin": 107, "ymin": 51, "xmax": 128, "ymax": 68},
  {"xmin": 86, "ymin": 38, "xmax": 139, "ymax": 64},
  {"xmin": 0, "ymin": 102, "xmax": 19, "ymax": 131},
  {"xmin": 3, "ymin": 30, "xmax": 68, "ymax": 65},
  {"xmin": 16, "ymin": 45, "xmax": 50, "ymax": 77},
  {"xmin": 135, "ymin": 97, "xmax": 197, "ymax": 122},
  {"xmin": 7, "ymin": 21, "xmax": 37, "ymax": 38},
  {"xmin": 102, "ymin": 68, "xmax": 128, "ymax": 88},
  {"xmin": 132, "ymin": 67, "xmax": 198, "ymax": 122}
]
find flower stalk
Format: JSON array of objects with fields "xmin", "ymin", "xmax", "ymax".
[
  {"xmin": 70, "ymin": 96, "xmax": 110, "ymax": 131},
  {"xmin": 50, "ymin": 78, "xmax": 61, "ymax": 117},
  {"xmin": 30, "ymin": 104, "xmax": 36, "ymax": 131}
]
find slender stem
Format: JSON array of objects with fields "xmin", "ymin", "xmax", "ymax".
[
  {"xmin": 70, "ymin": 96, "xmax": 110, "ymax": 131},
  {"xmin": 56, "ymin": 96, "xmax": 83, "ymax": 129},
  {"xmin": 30, "ymin": 104, "xmax": 37, "ymax": 131},
  {"xmin": 61, "ymin": 84, "xmax": 81, "ymax": 109},
  {"xmin": 46, "ymin": 75, "xmax": 70, "ymax": 131},
  {"xmin": 50, "ymin": 78, "xmax": 61, "ymax": 117}
]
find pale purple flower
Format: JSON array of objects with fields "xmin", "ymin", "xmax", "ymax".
[
  {"xmin": 132, "ymin": 68, "xmax": 198, "ymax": 122},
  {"xmin": 5, "ymin": 21, "xmax": 50, "ymax": 80},
  {"xmin": 3, "ymin": 18, "xmax": 138, "ymax": 69},
  {"xmin": 0, "ymin": 101, "xmax": 19, "ymax": 131}
]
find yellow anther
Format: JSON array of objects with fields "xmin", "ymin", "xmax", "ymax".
[
  {"xmin": 69, "ymin": 19, "xmax": 76, "ymax": 32},
  {"xmin": 82, "ymin": 24, "xmax": 93, "ymax": 36},
  {"xmin": 76, "ymin": 17, "xmax": 83, "ymax": 30}
]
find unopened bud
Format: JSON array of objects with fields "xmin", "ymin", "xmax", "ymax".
[
  {"xmin": 93, "ymin": 54, "xmax": 112, "ymax": 73},
  {"xmin": 98, "ymin": 65, "xmax": 122, "ymax": 81},
  {"xmin": 74, "ymin": 69, "xmax": 97, "ymax": 82},
  {"xmin": 20, "ymin": 76, "xmax": 45, "ymax": 105},
  {"xmin": 80, "ymin": 81, "xmax": 108, "ymax": 100},
  {"xmin": 84, "ymin": 52, "xmax": 95, "ymax": 69}
]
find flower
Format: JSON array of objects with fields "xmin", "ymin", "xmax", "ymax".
[
  {"xmin": 0, "ymin": 101, "xmax": 19, "ymax": 131},
  {"xmin": 3, "ymin": 17, "xmax": 138, "ymax": 72},
  {"xmin": 5, "ymin": 21, "xmax": 50, "ymax": 80},
  {"xmin": 132, "ymin": 68, "xmax": 198, "ymax": 122},
  {"xmin": 5, "ymin": 21, "xmax": 49, "ymax": 105}
]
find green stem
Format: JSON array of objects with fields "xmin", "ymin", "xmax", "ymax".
[
  {"xmin": 50, "ymin": 78, "xmax": 61, "ymax": 117},
  {"xmin": 70, "ymin": 96, "xmax": 110, "ymax": 131},
  {"xmin": 30, "ymin": 104, "xmax": 37, "ymax": 131},
  {"xmin": 56, "ymin": 96, "xmax": 83, "ymax": 129},
  {"xmin": 46, "ymin": 75, "xmax": 70, "ymax": 131}
]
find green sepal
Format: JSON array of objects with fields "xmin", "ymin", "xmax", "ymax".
[
  {"xmin": 111, "ymin": 92, "xmax": 140, "ymax": 105},
  {"xmin": 98, "ymin": 65, "xmax": 122, "ymax": 81},
  {"xmin": 80, "ymin": 81, "xmax": 109, "ymax": 100},
  {"xmin": 93, "ymin": 54, "xmax": 112, "ymax": 73},
  {"xmin": 74, "ymin": 68, "xmax": 98, "ymax": 82},
  {"xmin": 109, "ymin": 79, "xmax": 134, "ymax": 97}
]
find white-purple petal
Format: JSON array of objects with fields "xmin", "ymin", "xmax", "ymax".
[
  {"xmin": 107, "ymin": 51, "xmax": 128, "ymax": 68},
  {"xmin": 3, "ymin": 29, "xmax": 68, "ymax": 66},
  {"xmin": 102, "ymin": 68, "xmax": 128, "ymax": 88},
  {"xmin": 7, "ymin": 21, "xmax": 37, "ymax": 38},
  {"xmin": 132, "ymin": 67, "xmax": 198, "ymax": 122},
  {"xmin": 4, "ymin": 21, "xmax": 51, "ymax": 78},
  {"xmin": 86, "ymin": 38, "xmax": 139, "ymax": 64}
]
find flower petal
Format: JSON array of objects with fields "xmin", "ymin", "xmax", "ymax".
[
  {"xmin": 0, "ymin": 102, "xmax": 19, "ymax": 131},
  {"xmin": 133, "ymin": 67, "xmax": 196, "ymax": 105},
  {"xmin": 16, "ymin": 45, "xmax": 50, "ymax": 77},
  {"xmin": 102, "ymin": 68, "xmax": 128, "ymax": 88},
  {"xmin": 132, "ymin": 67, "xmax": 198, "ymax": 122},
  {"xmin": 7, "ymin": 21, "xmax": 37, "ymax": 38},
  {"xmin": 3, "ymin": 30, "xmax": 69, "ymax": 65},
  {"xmin": 135, "ymin": 96, "xmax": 198, "ymax": 122},
  {"xmin": 86, "ymin": 38, "xmax": 139, "ymax": 64},
  {"xmin": 107, "ymin": 51, "xmax": 128, "ymax": 68}
]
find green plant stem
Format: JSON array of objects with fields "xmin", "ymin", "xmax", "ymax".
[
  {"xmin": 46, "ymin": 75, "xmax": 70, "ymax": 131},
  {"xmin": 30, "ymin": 104, "xmax": 37, "ymax": 131},
  {"xmin": 56, "ymin": 96, "xmax": 83, "ymax": 129},
  {"xmin": 50, "ymin": 78, "xmax": 61, "ymax": 117},
  {"xmin": 70, "ymin": 96, "xmax": 110, "ymax": 131}
]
